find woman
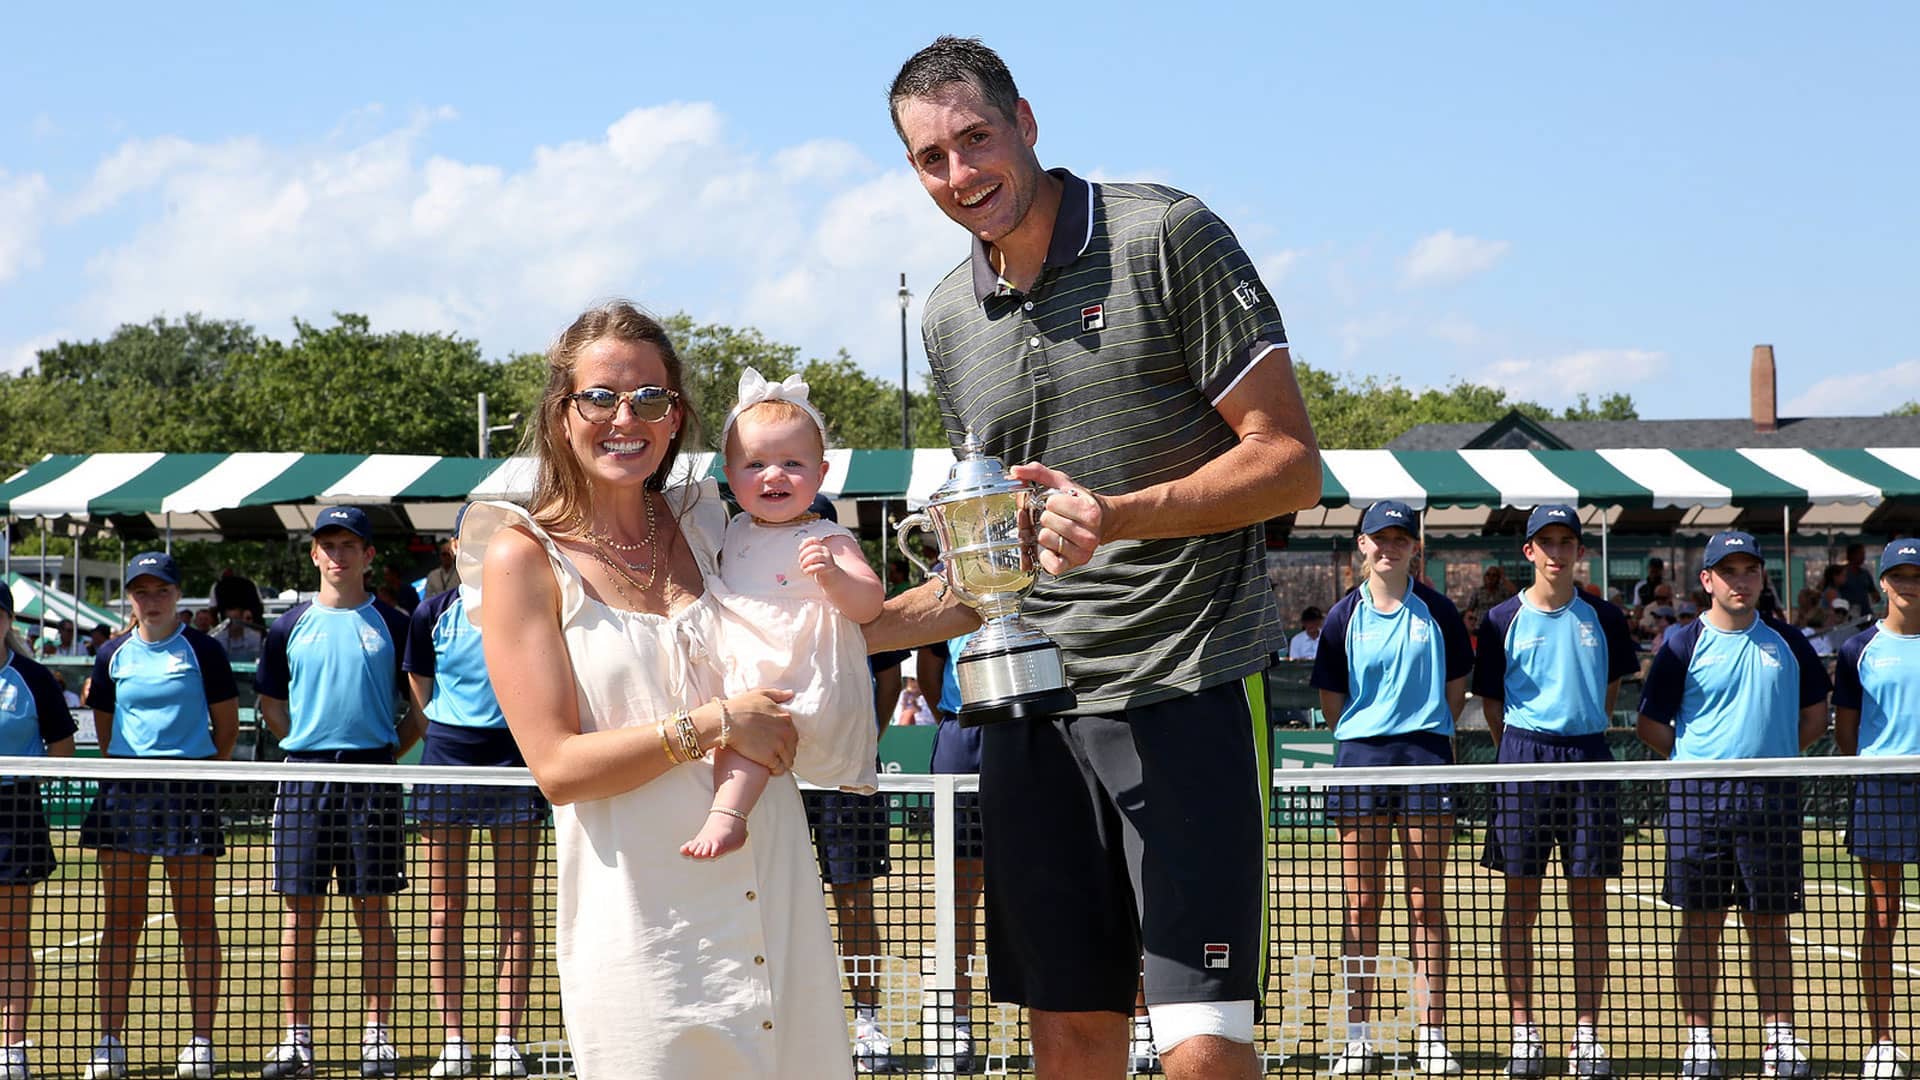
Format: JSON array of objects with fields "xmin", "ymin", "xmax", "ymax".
[
  {"xmin": 80, "ymin": 551, "xmax": 238, "ymax": 1080},
  {"xmin": 0, "ymin": 587, "xmax": 76, "ymax": 1080},
  {"xmin": 1310, "ymin": 500, "xmax": 1474, "ymax": 1077},
  {"xmin": 462, "ymin": 300, "xmax": 850, "ymax": 1079},
  {"xmin": 404, "ymin": 511, "xmax": 544, "ymax": 1078}
]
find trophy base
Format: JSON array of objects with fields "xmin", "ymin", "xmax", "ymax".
[{"xmin": 956, "ymin": 686, "xmax": 1078, "ymax": 728}]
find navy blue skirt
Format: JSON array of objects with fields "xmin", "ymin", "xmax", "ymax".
[
  {"xmin": 411, "ymin": 722, "xmax": 547, "ymax": 828},
  {"xmin": 80, "ymin": 775, "xmax": 226, "ymax": 858},
  {"xmin": 0, "ymin": 782, "xmax": 57, "ymax": 885}
]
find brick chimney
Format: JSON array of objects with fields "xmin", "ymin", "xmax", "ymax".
[{"xmin": 1751, "ymin": 344, "xmax": 1778, "ymax": 434}]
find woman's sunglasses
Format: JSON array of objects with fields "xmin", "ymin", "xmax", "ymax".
[{"xmin": 567, "ymin": 386, "xmax": 680, "ymax": 424}]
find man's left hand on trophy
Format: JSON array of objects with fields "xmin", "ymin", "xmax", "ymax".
[{"xmin": 1008, "ymin": 462, "xmax": 1106, "ymax": 575}]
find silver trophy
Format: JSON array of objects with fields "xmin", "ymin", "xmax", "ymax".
[{"xmin": 897, "ymin": 434, "xmax": 1077, "ymax": 726}]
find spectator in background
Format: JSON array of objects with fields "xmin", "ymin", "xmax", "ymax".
[
  {"xmin": 190, "ymin": 608, "xmax": 216, "ymax": 633},
  {"xmin": 1288, "ymin": 607, "xmax": 1324, "ymax": 661},
  {"xmin": 1631, "ymin": 558, "xmax": 1666, "ymax": 609},
  {"xmin": 1470, "ymin": 565, "xmax": 1517, "ymax": 613},
  {"xmin": 86, "ymin": 625, "xmax": 111, "ymax": 658},
  {"xmin": 1841, "ymin": 543, "xmax": 1882, "ymax": 615},
  {"xmin": 423, "ymin": 539, "xmax": 460, "ymax": 599},
  {"xmin": 210, "ymin": 605, "xmax": 266, "ymax": 665},
  {"xmin": 50, "ymin": 670, "xmax": 80, "ymax": 709},
  {"xmin": 377, "ymin": 565, "xmax": 420, "ymax": 616},
  {"xmin": 41, "ymin": 620, "xmax": 82, "ymax": 659},
  {"xmin": 0, "ymin": 583, "xmax": 79, "ymax": 1080},
  {"xmin": 210, "ymin": 569, "xmax": 265, "ymax": 628}
]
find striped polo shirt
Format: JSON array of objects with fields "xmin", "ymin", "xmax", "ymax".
[{"xmin": 920, "ymin": 168, "xmax": 1290, "ymax": 712}]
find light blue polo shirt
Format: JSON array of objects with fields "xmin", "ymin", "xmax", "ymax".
[
  {"xmin": 0, "ymin": 651, "xmax": 75, "ymax": 758},
  {"xmin": 1834, "ymin": 624, "xmax": 1920, "ymax": 757},
  {"xmin": 1474, "ymin": 593, "xmax": 1639, "ymax": 736},
  {"xmin": 255, "ymin": 599, "xmax": 409, "ymax": 752},
  {"xmin": 87, "ymin": 627, "xmax": 237, "ymax": 758},
  {"xmin": 1640, "ymin": 614, "xmax": 1831, "ymax": 760},
  {"xmin": 1311, "ymin": 579, "xmax": 1474, "ymax": 740},
  {"xmin": 402, "ymin": 589, "xmax": 506, "ymax": 729}
]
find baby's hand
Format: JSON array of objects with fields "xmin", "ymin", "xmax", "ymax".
[{"xmin": 798, "ymin": 537, "xmax": 841, "ymax": 582}]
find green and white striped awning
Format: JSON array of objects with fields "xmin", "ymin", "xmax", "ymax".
[
  {"xmin": 3, "ymin": 448, "xmax": 1917, "ymax": 521},
  {"xmin": 4, "ymin": 572, "xmax": 117, "ymax": 630}
]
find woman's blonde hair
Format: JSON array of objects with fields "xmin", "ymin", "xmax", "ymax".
[{"xmin": 520, "ymin": 300, "xmax": 700, "ymax": 532}]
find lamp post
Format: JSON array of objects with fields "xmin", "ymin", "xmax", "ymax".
[
  {"xmin": 476, "ymin": 392, "xmax": 519, "ymax": 459},
  {"xmin": 897, "ymin": 272, "xmax": 913, "ymax": 448}
]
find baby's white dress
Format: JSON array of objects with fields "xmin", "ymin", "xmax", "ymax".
[
  {"xmin": 713, "ymin": 513, "xmax": 878, "ymax": 793},
  {"xmin": 459, "ymin": 484, "xmax": 854, "ymax": 1080}
]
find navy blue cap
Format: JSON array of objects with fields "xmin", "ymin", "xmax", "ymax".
[
  {"xmin": 1702, "ymin": 530, "xmax": 1763, "ymax": 569},
  {"xmin": 1358, "ymin": 499, "xmax": 1418, "ymax": 536},
  {"xmin": 124, "ymin": 550, "xmax": 181, "ymax": 587},
  {"xmin": 312, "ymin": 506, "xmax": 373, "ymax": 541},
  {"xmin": 1524, "ymin": 504, "xmax": 1581, "ymax": 541},
  {"xmin": 1879, "ymin": 538, "xmax": 1920, "ymax": 576}
]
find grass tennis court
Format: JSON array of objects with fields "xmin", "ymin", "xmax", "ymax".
[{"xmin": 13, "ymin": 773, "xmax": 1919, "ymax": 1077}]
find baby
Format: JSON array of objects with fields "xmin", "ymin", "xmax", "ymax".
[{"xmin": 683, "ymin": 369, "xmax": 886, "ymax": 858}]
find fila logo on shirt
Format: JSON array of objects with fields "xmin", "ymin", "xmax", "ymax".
[
  {"xmin": 1081, "ymin": 303, "xmax": 1105, "ymax": 332},
  {"xmin": 1232, "ymin": 280, "xmax": 1261, "ymax": 311}
]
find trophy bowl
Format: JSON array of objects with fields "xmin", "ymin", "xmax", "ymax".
[{"xmin": 898, "ymin": 434, "xmax": 1077, "ymax": 726}]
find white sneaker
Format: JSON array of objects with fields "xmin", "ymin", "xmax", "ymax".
[
  {"xmin": 259, "ymin": 1036, "xmax": 314, "ymax": 1080},
  {"xmin": 1419, "ymin": 1034, "xmax": 1463, "ymax": 1076},
  {"xmin": 1764, "ymin": 1034, "xmax": 1812, "ymax": 1080},
  {"xmin": 853, "ymin": 1013, "xmax": 895, "ymax": 1073},
  {"xmin": 1569, "ymin": 1037, "xmax": 1613, "ymax": 1078},
  {"xmin": 1129, "ymin": 1019, "xmax": 1159, "ymax": 1074},
  {"xmin": 489, "ymin": 1037, "xmax": 528, "ymax": 1078},
  {"xmin": 1509, "ymin": 1030, "xmax": 1547, "ymax": 1078},
  {"xmin": 360, "ymin": 1028, "xmax": 398, "ymax": 1078},
  {"xmin": 82, "ymin": 1035, "xmax": 128, "ymax": 1080},
  {"xmin": 1680, "ymin": 1038, "xmax": 1725, "ymax": 1080},
  {"xmin": 0, "ymin": 1042, "xmax": 29, "ymax": 1080},
  {"xmin": 175, "ymin": 1038, "xmax": 217, "ymax": 1080},
  {"xmin": 951, "ymin": 1025, "xmax": 977, "ymax": 1073},
  {"xmin": 1330, "ymin": 1041, "xmax": 1379, "ymax": 1076},
  {"xmin": 429, "ymin": 1037, "xmax": 475, "ymax": 1078},
  {"xmin": 1865, "ymin": 1042, "xmax": 1908, "ymax": 1080}
]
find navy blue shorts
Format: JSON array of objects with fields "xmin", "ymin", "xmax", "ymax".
[
  {"xmin": 273, "ymin": 750, "xmax": 407, "ymax": 897},
  {"xmin": 1663, "ymin": 778, "xmax": 1803, "ymax": 914},
  {"xmin": 411, "ymin": 722, "xmax": 547, "ymax": 829},
  {"xmin": 804, "ymin": 788, "xmax": 890, "ymax": 886},
  {"xmin": 930, "ymin": 713, "xmax": 984, "ymax": 861},
  {"xmin": 1848, "ymin": 774, "xmax": 1920, "ymax": 864},
  {"xmin": 1326, "ymin": 732, "xmax": 1455, "ymax": 820},
  {"xmin": 0, "ymin": 783, "xmax": 57, "ymax": 885},
  {"xmin": 81, "ymin": 776, "xmax": 226, "ymax": 858},
  {"xmin": 980, "ymin": 676, "xmax": 1271, "ymax": 1013},
  {"xmin": 1481, "ymin": 728, "xmax": 1622, "ymax": 878}
]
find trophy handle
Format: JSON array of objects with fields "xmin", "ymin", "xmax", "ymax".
[
  {"xmin": 1024, "ymin": 486, "xmax": 1075, "ymax": 575},
  {"xmin": 896, "ymin": 512, "xmax": 935, "ymax": 579}
]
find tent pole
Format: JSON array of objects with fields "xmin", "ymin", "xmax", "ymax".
[
  {"xmin": 1600, "ymin": 511, "xmax": 1610, "ymax": 598},
  {"xmin": 1783, "ymin": 506, "xmax": 1792, "ymax": 603},
  {"xmin": 37, "ymin": 521, "xmax": 46, "ymax": 591}
]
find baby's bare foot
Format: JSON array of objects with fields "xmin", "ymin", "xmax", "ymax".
[{"xmin": 681, "ymin": 808, "xmax": 750, "ymax": 859}]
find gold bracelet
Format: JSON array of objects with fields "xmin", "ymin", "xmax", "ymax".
[
  {"xmin": 659, "ymin": 719, "xmax": 684, "ymax": 765},
  {"xmin": 714, "ymin": 697, "xmax": 733, "ymax": 750},
  {"xmin": 675, "ymin": 710, "xmax": 701, "ymax": 761}
]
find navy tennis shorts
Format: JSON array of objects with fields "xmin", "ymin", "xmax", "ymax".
[
  {"xmin": 804, "ymin": 788, "xmax": 890, "ymax": 886},
  {"xmin": 81, "ymin": 776, "xmax": 226, "ymax": 858},
  {"xmin": 1663, "ymin": 777, "xmax": 1803, "ymax": 914},
  {"xmin": 272, "ymin": 750, "xmax": 407, "ymax": 897},
  {"xmin": 0, "ymin": 782, "xmax": 57, "ymax": 885},
  {"xmin": 1325, "ymin": 731, "xmax": 1455, "ymax": 820},
  {"xmin": 411, "ymin": 722, "xmax": 547, "ymax": 829},
  {"xmin": 930, "ymin": 713, "xmax": 984, "ymax": 861},
  {"xmin": 1847, "ymin": 774, "xmax": 1920, "ymax": 864},
  {"xmin": 980, "ymin": 676, "xmax": 1271, "ymax": 1013},
  {"xmin": 1481, "ymin": 728, "xmax": 1622, "ymax": 878}
]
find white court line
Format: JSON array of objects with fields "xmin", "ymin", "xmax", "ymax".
[
  {"xmin": 1812, "ymin": 879, "xmax": 1920, "ymax": 914},
  {"xmin": 35, "ymin": 886, "xmax": 251, "ymax": 961}
]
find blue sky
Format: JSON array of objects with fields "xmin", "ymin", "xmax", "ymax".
[{"xmin": 3, "ymin": 3, "xmax": 1915, "ymax": 421}]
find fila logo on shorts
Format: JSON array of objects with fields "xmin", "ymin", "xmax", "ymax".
[{"xmin": 1203, "ymin": 943, "xmax": 1231, "ymax": 969}]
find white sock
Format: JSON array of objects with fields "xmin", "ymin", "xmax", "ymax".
[
  {"xmin": 364, "ymin": 1022, "xmax": 390, "ymax": 1042},
  {"xmin": 1574, "ymin": 1023, "xmax": 1599, "ymax": 1045},
  {"xmin": 186, "ymin": 1036, "xmax": 212, "ymax": 1048},
  {"xmin": 1348, "ymin": 1022, "xmax": 1371, "ymax": 1046},
  {"xmin": 1514, "ymin": 1024, "xmax": 1541, "ymax": 1044},
  {"xmin": 1133, "ymin": 1015, "xmax": 1152, "ymax": 1034},
  {"xmin": 1766, "ymin": 1022, "xmax": 1795, "ymax": 1046},
  {"xmin": 1419, "ymin": 1026, "xmax": 1447, "ymax": 1045},
  {"xmin": 857, "ymin": 1005, "xmax": 879, "ymax": 1022},
  {"xmin": 1688, "ymin": 1027, "xmax": 1714, "ymax": 1046}
]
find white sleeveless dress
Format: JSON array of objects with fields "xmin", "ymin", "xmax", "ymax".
[
  {"xmin": 459, "ymin": 482, "xmax": 854, "ymax": 1080},
  {"xmin": 713, "ymin": 513, "xmax": 878, "ymax": 793}
]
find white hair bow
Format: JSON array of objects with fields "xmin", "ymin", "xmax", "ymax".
[{"xmin": 722, "ymin": 367, "xmax": 827, "ymax": 442}]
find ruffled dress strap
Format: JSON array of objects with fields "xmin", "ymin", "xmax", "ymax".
[
  {"xmin": 456, "ymin": 500, "xmax": 591, "ymax": 625},
  {"xmin": 664, "ymin": 478, "xmax": 728, "ymax": 578}
]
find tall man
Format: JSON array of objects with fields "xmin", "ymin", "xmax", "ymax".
[
  {"xmin": 254, "ymin": 507, "xmax": 423, "ymax": 1079},
  {"xmin": 1636, "ymin": 531, "xmax": 1829, "ymax": 1080},
  {"xmin": 875, "ymin": 36, "xmax": 1321, "ymax": 1080},
  {"xmin": 1474, "ymin": 507, "xmax": 1637, "ymax": 1078}
]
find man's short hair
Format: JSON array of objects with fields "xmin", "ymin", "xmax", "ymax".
[
  {"xmin": 1648, "ymin": 557, "xmax": 1664, "ymax": 569},
  {"xmin": 888, "ymin": 36, "xmax": 1022, "ymax": 145},
  {"xmin": 1300, "ymin": 606, "xmax": 1323, "ymax": 624}
]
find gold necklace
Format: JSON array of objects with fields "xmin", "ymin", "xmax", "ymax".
[{"xmin": 579, "ymin": 493, "xmax": 660, "ymax": 592}]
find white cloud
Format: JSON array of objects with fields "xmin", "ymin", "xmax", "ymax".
[
  {"xmin": 0, "ymin": 169, "xmax": 50, "ymax": 283},
  {"xmin": 1337, "ymin": 312, "xmax": 1401, "ymax": 359},
  {"xmin": 36, "ymin": 104, "xmax": 975, "ymax": 385},
  {"xmin": 1477, "ymin": 348, "xmax": 1667, "ymax": 402},
  {"xmin": 1785, "ymin": 359, "xmax": 1920, "ymax": 416},
  {"xmin": 3, "ymin": 331, "xmax": 68, "ymax": 375},
  {"xmin": 1401, "ymin": 229, "xmax": 1509, "ymax": 287},
  {"xmin": 1259, "ymin": 248, "xmax": 1303, "ymax": 286},
  {"xmin": 1430, "ymin": 315, "xmax": 1485, "ymax": 347}
]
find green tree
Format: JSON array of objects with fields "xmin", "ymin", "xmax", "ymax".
[
  {"xmin": 1292, "ymin": 358, "xmax": 1637, "ymax": 448},
  {"xmin": 1888, "ymin": 401, "xmax": 1920, "ymax": 417}
]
